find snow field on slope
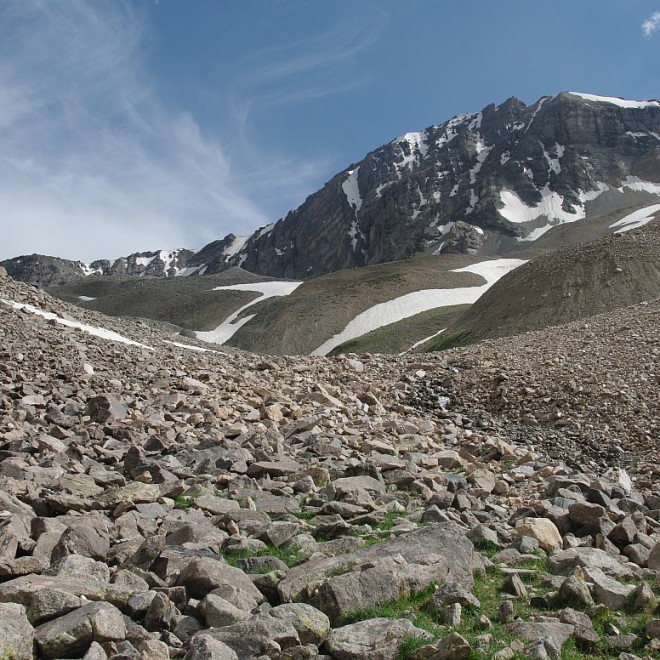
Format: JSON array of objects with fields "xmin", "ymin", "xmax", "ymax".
[
  {"xmin": 568, "ymin": 92, "xmax": 660, "ymax": 109},
  {"xmin": 610, "ymin": 204, "xmax": 660, "ymax": 233},
  {"xmin": 195, "ymin": 281, "xmax": 303, "ymax": 345},
  {"xmin": 342, "ymin": 168, "xmax": 362, "ymax": 212},
  {"xmin": 311, "ymin": 259, "xmax": 526, "ymax": 356},
  {"xmin": 499, "ymin": 185, "xmax": 609, "ymax": 242},
  {"xmin": 0, "ymin": 299, "xmax": 153, "ymax": 350}
]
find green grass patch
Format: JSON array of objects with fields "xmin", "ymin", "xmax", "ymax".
[
  {"xmin": 174, "ymin": 491, "xmax": 202, "ymax": 509},
  {"xmin": 344, "ymin": 585, "xmax": 442, "ymax": 637},
  {"xmin": 219, "ymin": 543, "xmax": 307, "ymax": 569},
  {"xmin": 423, "ymin": 329, "xmax": 472, "ymax": 352}
]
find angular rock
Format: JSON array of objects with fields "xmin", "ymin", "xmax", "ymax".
[
  {"xmin": 515, "ymin": 517, "xmax": 562, "ymax": 552},
  {"xmin": 587, "ymin": 567, "xmax": 635, "ymax": 610},
  {"xmin": 271, "ymin": 603, "xmax": 331, "ymax": 646},
  {"xmin": 556, "ymin": 575, "xmax": 594, "ymax": 608},
  {"xmin": 197, "ymin": 613, "xmax": 300, "ymax": 657},
  {"xmin": 35, "ymin": 601, "xmax": 126, "ymax": 659},
  {"xmin": 278, "ymin": 523, "xmax": 473, "ymax": 625},
  {"xmin": 185, "ymin": 633, "xmax": 239, "ymax": 660},
  {"xmin": 324, "ymin": 617, "xmax": 430, "ymax": 660},
  {"xmin": 0, "ymin": 602, "xmax": 34, "ymax": 660},
  {"xmin": 548, "ymin": 547, "xmax": 636, "ymax": 578},
  {"xmin": 176, "ymin": 557, "xmax": 265, "ymax": 603}
]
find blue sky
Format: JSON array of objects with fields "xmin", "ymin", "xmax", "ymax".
[{"xmin": 1, "ymin": 0, "xmax": 658, "ymax": 262}]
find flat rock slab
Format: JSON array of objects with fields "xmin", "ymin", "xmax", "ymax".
[
  {"xmin": 278, "ymin": 522, "xmax": 473, "ymax": 625},
  {"xmin": 0, "ymin": 575, "xmax": 135, "ymax": 610},
  {"xmin": 323, "ymin": 617, "xmax": 431, "ymax": 660},
  {"xmin": 548, "ymin": 547, "xmax": 636, "ymax": 579}
]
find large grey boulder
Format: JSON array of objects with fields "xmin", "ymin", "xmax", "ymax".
[
  {"xmin": 184, "ymin": 633, "xmax": 239, "ymax": 659},
  {"xmin": 278, "ymin": 523, "xmax": 473, "ymax": 624},
  {"xmin": 586, "ymin": 567, "xmax": 635, "ymax": 610},
  {"xmin": 323, "ymin": 617, "xmax": 431, "ymax": 659},
  {"xmin": 548, "ymin": 547, "xmax": 637, "ymax": 579},
  {"xmin": 196, "ymin": 613, "xmax": 300, "ymax": 657},
  {"xmin": 0, "ymin": 602, "xmax": 34, "ymax": 659},
  {"xmin": 271, "ymin": 603, "xmax": 331, "ymax": 646},
  {"xmin": 176, "ymin": 557, "xmax": 265, "ymax": 603},
  {"xmin": 51, "ymin": 525, "xmax": 110, "ymax": 561},
  {"xmin": 34, "ymin": 601, "xmax": 126, "ymax": 659},
  {"xmin": 0, "ymin": 574, "xmax": 135, "ymax": 610},
  {"xmin": 504, "ymin": 621, "xmax": 574, "ymax": 659}
]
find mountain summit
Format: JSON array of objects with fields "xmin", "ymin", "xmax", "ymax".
[
  {"xmin": 3, "ymin": 92, "xmax": 659, "ymax": 285},
  {"xmin": 220, "ymin": 92, "xmax": 660, "ymax": 278}
]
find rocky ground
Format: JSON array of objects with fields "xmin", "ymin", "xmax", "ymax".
[{"xmin": 0, "ymin": 268, "xmax": 659, "ymax": 659}]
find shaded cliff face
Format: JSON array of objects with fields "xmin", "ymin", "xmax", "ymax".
[{"xmin": 226, "ymin": 92, "xmax": 660, "ymax": 279}]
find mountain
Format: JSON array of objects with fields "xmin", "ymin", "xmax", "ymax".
[
  {"xmin": 0, "ymin": 248, "xmax": 196, "ymax": 286},
  {"xmin": 3, "ymin": 92, "xmax": 659, "ymax": 287},
  {"xmin": 221, "ymin": 91, "xmax": 660, "ymax": 279}
]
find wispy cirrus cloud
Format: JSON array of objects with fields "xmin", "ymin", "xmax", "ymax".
[
  {"xmin": 642, "ymin": 11, "xmax": 660, "ymax": 36},
  {"xmin": 0, "ymin": 1, "xmax": 328, "ymax": 262},
  {"xmin": 230, "ymin": 10, "xmax": 388, "ymax": 136}
]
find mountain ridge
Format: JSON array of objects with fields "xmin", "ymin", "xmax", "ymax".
[{"xmin": 2, "ymin": 91, "xmax": 659, "ymax": 287}]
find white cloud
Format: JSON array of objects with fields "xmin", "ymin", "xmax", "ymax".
[
  {"xmin": 0, "ymin": 1, "xmax": 328, "ymax": 262},
  {"xmin": 642, "ymin": 11, "xmax": 660, "ymax": 36}
]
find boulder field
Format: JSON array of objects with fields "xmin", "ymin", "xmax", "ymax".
[{"xmin": 0, "ymin": 274, "xmax": 659, "ymax": 658}]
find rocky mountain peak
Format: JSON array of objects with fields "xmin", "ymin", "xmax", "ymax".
[
  {"xmin": 212, "ymin": 91, "xmax": 659, "ymax": 279},
  {"xmin": 3, "ymin": 91, "xmax": 659, "ymax": 287}
]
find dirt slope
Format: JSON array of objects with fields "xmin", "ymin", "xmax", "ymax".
[{"xmin": 444, "ymin": 219, "xmax": 660, "ymax": 346}]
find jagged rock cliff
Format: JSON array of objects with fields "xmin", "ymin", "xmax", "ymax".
[{"xmin": 228, "ymin": 92, "xmax": 660, "ymax": 278}]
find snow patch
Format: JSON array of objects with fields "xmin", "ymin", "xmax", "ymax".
[
  {"xmin": 223, "ymin": 235, "xmax": 249, "ymax": 259},
  {"xmin": 256, "ymin": 223, "xmax": 276, "ymax": 239},
  {"xmin": 609, "ymin": 204, "xmax": 660, "ymax": 233},
  {"xmin": 469, "ymin": 140, "xmax": 492, "ymax": 185},
  {"xmin": 78, "ymin": 296, "xmax": 96, "ymax": 302},
  {"xmin": 163, "ymin": 340, "xmax": 222, "ymax": 353},
  {"xmin": 618, "ymin": 176, "xmax": 660, "ymax": 195},
  {"xmin": 176, "ymin": 266, "xmax": 202, "ymax": 277},
  {"xmin": 80, "ymin": 263, "xmax": 103, "ymax": 277},
  {"xmin": 348, "ymin": 220, "xmax": 366, "ymax": 252},
  {"xmin": 311, "ymin": 259, "xmax": 526, "ymax": 356},
  {"xmin": 568, "ymin": 92, "xmax": 660, "ymax": 109},
  {"xmin": 505, "ymin": 184, "xmax": 608, "ymax": 242},
  {"xmin": 342, "ymin": 168, "xmax": 362, "ymax": 213},
  {"xmin": 411, "ymin": 185, "xmax": 427, "ymax": 220},
  {"xmin": 195, "ymin": 281, "xmax": 302, "ymax": 345},
  {"xmin": 500, "ymin": 185, "xmax": 604, "ymax": 225},
  {"xmin": 500, "ymin": 152, "xmax": 510, "ymax": 165},
  {"xmin": 135, "ymin": 256, "xmax": 155, "ymax": 269},
  {"xmin": 467, "ymin": 189, "xmax": 479, "ymax": 214},
  {"xmin": 0, "ymin": 299, "xmax": 153, "ymax": 350},
  {"xmin": 399, "ymin": 328, "xmax": 447, "ymax": 356},
  {"xmin": 392, "ymin": 132, "xmax": 428, "ymax": 173},
  {"xmin": 542, "ymin": 142, "xmax": 564, "ymax": 175},
  {"xmin": 524, "ymin": 97, "xmax": 548, "ymax": 133}
]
